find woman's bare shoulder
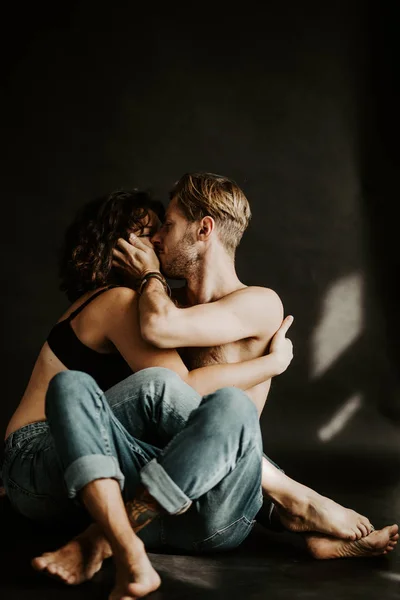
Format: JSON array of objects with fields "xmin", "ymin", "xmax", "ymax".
[
  {"xmin": 95, "ymin": 286, "xmax": 139, "ymax": 317},
  {"xmin": 71, "ymin": 286, "xmax": 138, "ymax": 325},
  {"xmin": 105, "ymin": 286, "xmax": 138, "ymax": 301}
]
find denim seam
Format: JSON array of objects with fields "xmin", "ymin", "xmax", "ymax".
[
  {"xmin": 4, "ymin": 436, "xmax": 51, "ymax": 459},
  {"xmin": 94, "ymin": 389, "xmax": 114, "ymax": 457},
  {"xmin": 201, "ymin": 516, "xmax": 249, "ymax": 543},
  {"xmin": 111, "ymin": 393, "xmax": 143, "ymax": 410},
  {"xmin": 5, "ymin": 432, "xmax": 47, "ymax": 450},
  {"xmin": 5, "ymin": 424, "xmax": 49, "ymax": 447},
  {"xmin": 110, "ymin": 393, "xmax": 188, "ymax": 428},
  {"xmin": 6, "ymin": 477, "xmax": 51, "ymax": 500},
  {"xmin": 17, "ymin": 445, "xmax": 54, "ymax": 459},
  {"xmin": 158, "ymin": 421, "xmax": 193, "ymax": 459},
  {"xmin": 155, "ymin": 403, "xmax": 188, "ymax": 430},
  {"xmin": 160, "ymin": 437, "xmax": 261, "ymax": 501},
  {"xmin": 108, "ymin": 410, "xmax": 147, "ymax": 459},
  {"xmin": 192, "ymin": 515, "xmax": 255, "ymax": 550}
]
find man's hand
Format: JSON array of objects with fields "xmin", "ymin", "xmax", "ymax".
[
  {"xmin": 269, "ymin": 315, "xmax": 294, "ymax": 375},
  {"xmin": 112, "ymin": 234, "xmax": 160, "ymax": 281}
]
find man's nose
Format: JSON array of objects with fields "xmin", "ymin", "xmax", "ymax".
[{"xmin": 151, "ymin": 230, "xmax": 161, "ymax": 245}]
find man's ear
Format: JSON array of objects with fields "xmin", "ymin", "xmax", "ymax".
[{"xmin": 198, "ymin": 216, "xmax": 215, "ymax": 240}]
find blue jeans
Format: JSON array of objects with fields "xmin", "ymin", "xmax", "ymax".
[{"xmin": 2, "ymin": 368, "xmax": 264, "ymax": 552}]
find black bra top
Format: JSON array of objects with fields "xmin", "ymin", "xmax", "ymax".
[{"xmin": 47, "ymin": 286, "xmax": 133, "ymax": 391}]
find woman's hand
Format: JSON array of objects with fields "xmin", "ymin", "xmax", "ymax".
[
  {"xmin": 269, "ymin": 315, "xmax": 294, "ymax": 375},
  {"xmin": 112, "ymin": 233, "xmax": 161, "ymax": 282}
]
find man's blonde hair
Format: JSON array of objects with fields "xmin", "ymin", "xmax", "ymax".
[{"xmin": 170, "ymin": 172, "xmax": 251, "ymax": 255}]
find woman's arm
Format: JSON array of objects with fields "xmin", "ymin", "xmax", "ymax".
[
  {"xmin": 103, "ymin": 288, "xmax": 293, "ymax": 397},
  {"xmin": 185, "ymin": 351, "xmax": 288, "ymax": 396}
]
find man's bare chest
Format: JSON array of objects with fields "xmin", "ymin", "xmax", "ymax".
[{"xmin": 178, "ymin": 340, "xmax": 254, "ymax": 370}]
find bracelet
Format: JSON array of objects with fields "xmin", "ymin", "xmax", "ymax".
[
  {"xmin": 138, "ymin": 271, "xmax": 171, "ymax": 297},
  {"xmin": 140, "ymin": 273, "xmax": 171, "ymax": 297},
  {"xmin": 138, "ymin": 271, "xmax": 167, "ymax": 290}
]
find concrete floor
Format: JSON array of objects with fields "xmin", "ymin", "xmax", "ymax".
[{"xmin": 1, "ymin": 438, "xmax": 399, "ymax": 600}]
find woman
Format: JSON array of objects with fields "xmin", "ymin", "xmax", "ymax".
[{"xmin": 2, "ymin": 188, "xmax": 291, "ymax": 522}]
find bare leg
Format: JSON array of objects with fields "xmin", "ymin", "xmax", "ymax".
[
  {"xmin": 33, "ymin": 479, "xmax": 161, "ymax": 599},
  {"xmin": 262, "ymin": 458, "xmax": 374, "ymax": 540},
  {"xmin": 32, "ymin": 458, "xmax": 378, "ymax": 587},
  {"xmin": 305, "ymin": 524, "xmax": 399, "ymax": 559},
  {"xmin": 32, "ymin": 481, "xmax": 188, "ymax": 587}
]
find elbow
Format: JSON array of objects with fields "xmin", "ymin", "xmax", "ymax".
[
  {"xmin": 140, "ymin": 315, "xmax": 173, "ymax": 348},
  {"xmin": 141, "ymin": 315, "xmax": 163, "ymax": 346}
]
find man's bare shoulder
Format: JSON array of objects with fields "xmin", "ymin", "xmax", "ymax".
[
  {"xmin": 228, "ymin": 286, "xmax": 284, "ymax": 338},
  {"xmin": 229, "ymin": 285, "xmax": 282, "ymax": 306}
]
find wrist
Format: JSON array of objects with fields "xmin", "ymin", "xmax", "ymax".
[
  {"xmin": 138, "ymin": 271, "xmax": 171, "ymax": 297},
  {"xmin": 140, "ymin": 268, "xmax": 162, "ymax": 279},
  {"xmin": 269, "ymin": 352, "xmax": 284, "ymax": 376},
  {"xmin": 145, "ymin": 277, "xmax": 165, "ymax": 292}
]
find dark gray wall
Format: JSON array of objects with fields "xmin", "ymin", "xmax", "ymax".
[{"xmin": 1, "ymin": 2, "xmax": 398, "ymax": 457}]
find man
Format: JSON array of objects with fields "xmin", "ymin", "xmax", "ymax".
[{"xmin": 33, "ymin": 173, "xmax": 398, "ymax": 600}]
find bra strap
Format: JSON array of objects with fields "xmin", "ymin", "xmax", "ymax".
[{"xmin": 66, "ymin": 285, "xmax": 120, "ymax": 321}]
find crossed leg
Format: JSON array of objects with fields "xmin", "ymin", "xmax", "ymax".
[
  {"xmin": 32, "ymin": 369, "xmax": 398, "ymax": 598},
  {"xmin": 33, "ymin": 372, "xmax": 267, "ymax": 598}
]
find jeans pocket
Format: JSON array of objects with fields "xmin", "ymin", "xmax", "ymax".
[
  {"xmin": 6, "ymin": 477, "xmax": 70, "ymax": 522},
  {"xmin": 193, "ymin": 516, "xmax": 256, "ymax": 552},
  {"xmin": 1, "ymin": 450, "xmax": 14, "ymax": 479}
]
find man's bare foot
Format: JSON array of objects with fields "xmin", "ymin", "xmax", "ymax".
[
  {"xmin": 109, "ymin": 536, "xmax": 161, "ymax": 600},
  {"xmin": 32, "ymin": 523, "xmax": 112, "ymax": 584},
  {"xmin": 305, "ymin": 524, "xmax": 399, "ymax": 559},
  {"xmin": 272, "ymin": 482, "xmax": 374, "ymax": 540}
]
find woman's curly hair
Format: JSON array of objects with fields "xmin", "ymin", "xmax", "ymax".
[{"xmin": 59, "ymin": 189, "xmax": 165, "ymax": 302}]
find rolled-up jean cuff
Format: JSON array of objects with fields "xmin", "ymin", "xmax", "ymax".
[
  {"xmin": 65, "ymin": 454, "xmax": 125, "ymax": 498},
  {"xmin": 140, "ymin": 458, "xmax": 192, "ymax": 515}
]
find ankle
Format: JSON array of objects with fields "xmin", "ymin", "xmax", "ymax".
[
  {"xmin": 77, "ymin": 526, "xmax": 112, "ymax": 558},
  {"xmin": 113, "ymin": 533, "xmax": 145, "ymax": 561},
  {"xmin": 97, "ymin": 536, "xmax": 113, "ymax": 558}
]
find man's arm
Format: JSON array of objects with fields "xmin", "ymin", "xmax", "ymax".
[
  {"xmin": 101, "ymin": 287, "xmax": 293, "ymax": 401},
  {"xmin": 112, "ymin": 234, "xmax": 284, "ymax": 349},
  {"xmin": 139, "ymin": 278, "xmax": 284, "ymax": 349}
]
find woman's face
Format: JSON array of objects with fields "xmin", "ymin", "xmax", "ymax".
[{"xmin": 131, "ymin": 210, "xmax": 162, "ymax": 248}]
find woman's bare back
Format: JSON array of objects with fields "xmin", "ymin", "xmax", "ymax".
[{"xmin": 5, "ymin": 289, "xmax": 119, "ymax": 439}]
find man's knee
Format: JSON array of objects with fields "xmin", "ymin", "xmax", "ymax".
[
  {"xmin": 202, "ymin": 388, "xmax": 261, "ymax": 453},
  {"xmin": 204, "ymin": 387, "xmax": 258, "ymax": 425}
]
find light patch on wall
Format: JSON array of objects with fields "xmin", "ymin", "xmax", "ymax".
[
  {"xmin": 318, "ymin": 394, "xmax": 363, "ymax": 442},
  {"xmin": 311, "ymin": 273, "xmax": 363, "ymax": 378},
  {"xmin": 380, "ymin": 572, "xmax": 400, "ymax": 582}
]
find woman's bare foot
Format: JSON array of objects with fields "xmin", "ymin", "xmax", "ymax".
[
  {"xmin": 32, "ymin": 523, "xmax": 112, "ymax": 584},
  {"xmin": 109, "ymin": 537, "xmax": 161, "ymax": 600},
  {"xmin": 305, "ymin": 524, "xmax": 399, "ymax": 559}
]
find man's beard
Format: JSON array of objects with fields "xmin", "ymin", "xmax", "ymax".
[{"xmin": 161, "ymin": 230, "xmax": 199, "ymax": 280}]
